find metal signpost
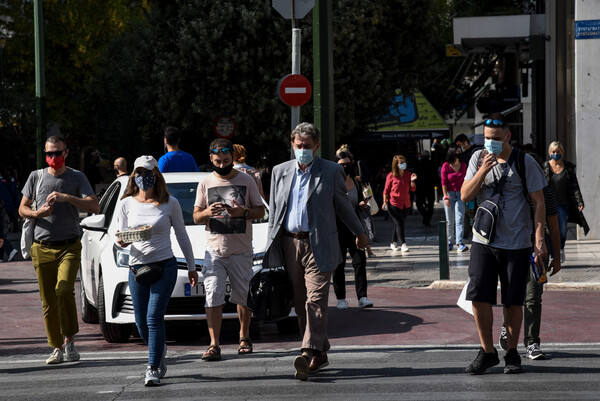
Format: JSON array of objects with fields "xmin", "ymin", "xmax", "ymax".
[{"xmin": 273, "ymin": 0, "xmax": 315, "ymax": 132}]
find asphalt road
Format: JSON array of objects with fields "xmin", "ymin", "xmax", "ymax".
[{"xmin": 2, "ymin": 345, "xmax": 600, "ymax": 400}]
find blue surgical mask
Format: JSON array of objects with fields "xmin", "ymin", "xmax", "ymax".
[
  {"xmin": 398, "ymin": 163, "xmax": 407, "ymax": 170},
  {"xmin": 550, "ymin": 153, "xmax": 562, "ymax": 161},
  {"xmin": 484, "ymin": 138, "xmax": 504, "ymax": 155},
  {"xmin": 294, "ymin": 148, "xmax": 314, "ymax": 165},
  {"xmin": 135, "ymin": 174, "xmax": 155, "ymax": 191}
]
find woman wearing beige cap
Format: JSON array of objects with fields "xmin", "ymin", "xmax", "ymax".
[{"xmin": 115, "ymin": 155, "xmax": 198, "ymax": 386}]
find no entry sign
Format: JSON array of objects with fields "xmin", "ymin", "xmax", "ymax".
[{"xmin": 277, "ymin": 74, "xmax": 312, "ymax": 107}]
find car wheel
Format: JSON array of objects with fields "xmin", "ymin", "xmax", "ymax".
[
  {"xmin": 276, "ymin": 316, "xmax": 300, "ymax": 335},
  {"xmin": 80, "ymin": 269, "xmax": 98, "ymax": 324},
  {"xmin": 98, "ymin": 274, "xmax": 132, "ymax": 343}
]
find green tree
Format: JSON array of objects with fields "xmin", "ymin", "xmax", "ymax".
[
  {"xmin": 0, "ymin": 0, "xmax": 149, "ymax": 174},
  {"xmin": 89, "ymin": 0, "xmax": 454, "ymax": 165}
]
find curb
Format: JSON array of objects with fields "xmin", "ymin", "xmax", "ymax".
[{"xmin": 428, "ymin": 280, "xmax": 600, "ymax": 292}]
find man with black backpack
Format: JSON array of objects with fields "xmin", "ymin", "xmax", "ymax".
[{"xmin": 461, "ymin": 113, "xmax": 548, "ymax": 375}]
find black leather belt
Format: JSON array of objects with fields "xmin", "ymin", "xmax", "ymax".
[
  {"xmin": 286, "ymin": 231, "xmax": 309, "ymax": 239},
  {"xmin": 34, "ymin": 238, "xmax": 79, "ymax": 246}
]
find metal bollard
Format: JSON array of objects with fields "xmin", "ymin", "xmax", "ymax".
[{"xmin": 438, "ymin": 221, "xmax": 449, "ymax": 280}]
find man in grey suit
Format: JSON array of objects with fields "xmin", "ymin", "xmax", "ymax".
[{"xmin": 263, "ymin": 123, "xmax": 368, "ymax": 381}]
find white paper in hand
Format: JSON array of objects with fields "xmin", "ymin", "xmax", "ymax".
[{"xmin": 457, "ymin": 280, "xmax": 474, "ymax": 316}]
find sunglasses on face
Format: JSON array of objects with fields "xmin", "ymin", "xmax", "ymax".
[
  {"xmin": 339, "ymin": 163, "xmax": 352, "ymax": 167},
  {"xmin": 210, "ymin": 147, "xmax": 231, "ymax": 155},
  {"xmin": 44, "ymin": 150, "xmax": 66, "ymax": 158},
  {"xmin": 484, "ymin": 119, "xmax": 505, "ymax": 127},
  {"xmin": 134, "ymin": 170, "xmax": 154, "ymax": 177}
]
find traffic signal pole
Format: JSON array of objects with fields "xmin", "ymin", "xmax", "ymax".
[
  {"xmin": 34, "ymin": 0, "xmax": 46, "ymax": 168},
  {"xmin": 312, "ymin": 0, "xmax": 334, "ymax": 160}
]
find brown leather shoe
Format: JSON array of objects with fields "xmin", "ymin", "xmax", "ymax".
[
  {"xmin": 309, "ymin": 353, "xmax": 329, "ymax": 373},
  {"xmin": 293, "ymin": 354, "xmax": 310, "ymax": 381}
]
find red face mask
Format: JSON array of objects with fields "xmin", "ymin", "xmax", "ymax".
[{"xmin": 46, "ymin": 155, "xmax": 66, "ymax": 170}]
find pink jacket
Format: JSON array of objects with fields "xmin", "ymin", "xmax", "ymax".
[{"xmin": 384, "ymin": 172, "xmax": 416, "ymax": 209}]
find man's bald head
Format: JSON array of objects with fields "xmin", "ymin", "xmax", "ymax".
[{"xmin": 114, "ymin": 157, "xmax": 128, "ymax": 177}]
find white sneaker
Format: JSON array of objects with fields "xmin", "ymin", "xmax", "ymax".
[
  {"xmin": 336, "ymin": 299, "xmax": 348, "ymax": 310},
  {"xmin": 390, "ymin": 242, "xmax": 399, "ymax": 251},
  {"xmin": 358, "ymin": 297, "xmax": 374, "ymax": 309},
  {"xmin": 158, "ymin": 344, "xmax": 167, "ymax": 379},
  {"xmin": 401, "ymin": 243, "xmax": 409, "ymax": 252},
  {"xmin": 8, "ymin": 249, "xmax": 18, "ymax": 262},
  {"xmin": 526, "ymin": 343, "xmax": 547, "ymax": 360},
  {"xmin": 65, "ymin": 340, "xmax": 80, "ymax": 362},
  {"xmin": 560, "ymin": 249, "xmax": 565, "ymax": 264},
  {"xmin": 145, "ymin": 366, "xmax": 160, "ymax": 386},
  {"xmin": 46, "ymin": 348, "xmax": 64, "ymax": 365}
]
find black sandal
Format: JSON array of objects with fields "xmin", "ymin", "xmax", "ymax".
[
  {"xmin": 201, "ymin": 345, "xmax": 222, "ymax": 361},
  {"xmin": 238, "ymin": 337, "xmax": 253, "ymax": 355}
]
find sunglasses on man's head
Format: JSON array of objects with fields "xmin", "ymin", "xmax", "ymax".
[
  {"xmin": 484, "ymin": 119, "xmax": 504, "ymax": 127},
  {"xmin": 44, "ymin": 150, "xmax": 66, "ymax": 158},
  {"xmin": 210, "ymin": 147, "xmax": 231, "ymax": 155}
]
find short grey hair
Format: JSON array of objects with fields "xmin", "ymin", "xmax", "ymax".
[{"xmin": 291, "ymin": 122, "xmax": 320, "ymax": 146}]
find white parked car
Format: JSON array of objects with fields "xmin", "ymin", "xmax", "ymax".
[{"xmin": 79, "ymin": 172, "xmax": 296, "ymax": 343}]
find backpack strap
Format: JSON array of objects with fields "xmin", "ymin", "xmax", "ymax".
[
  {"xmin": 492, "ymin": 149, "xmax": 516, "ymax": 195},
  {"xmin": 514, "ymin": 148, "xmax": 528, "ymax": 200}
]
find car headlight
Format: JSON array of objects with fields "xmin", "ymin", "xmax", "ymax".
[
  {"xmin": 252, "ymin": 252, "xmax": 264, "ymax": 266},
  {"xmin": 113, "ymin": 244, "xmax": 130, "ymax": 268}
]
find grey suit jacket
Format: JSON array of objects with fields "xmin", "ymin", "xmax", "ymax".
[{"xmin": 262, "ymin": 157, "xmax": 365, "ymax": 272}]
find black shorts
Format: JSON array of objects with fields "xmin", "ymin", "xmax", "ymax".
[{"xmin": 466, "ymin": 242, "xmax": 531, "ymax": 307}]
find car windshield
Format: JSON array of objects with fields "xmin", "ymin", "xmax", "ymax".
[{"xmin": 167, "ymin": 182, "xmax": 198, "ymax": 225}]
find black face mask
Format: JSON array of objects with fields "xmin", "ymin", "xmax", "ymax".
[
  {"xmin": 343, "ymin": 165, "xmax": 354, "ymax": 176},
  {"xmin": 213, "ymin": 162, "xmax": 234, "ymax": 176}
]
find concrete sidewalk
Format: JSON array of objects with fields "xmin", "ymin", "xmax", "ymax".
[{"xmin": 360, "ymin": 202, "xmax": 600, "ymax": 291}]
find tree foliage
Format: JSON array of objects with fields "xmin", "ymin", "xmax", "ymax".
[
  {"xmin": 0, "ymin": 0, "xmax": 148, "ymax": 174},
  {"xmin": 88, "ymin": 0, "xmax": 453, "ymax": 165}
]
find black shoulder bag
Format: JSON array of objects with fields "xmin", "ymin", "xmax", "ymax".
[{"xmin": 472, "ymin": 150, "xmax": 516, "ymax": 244}]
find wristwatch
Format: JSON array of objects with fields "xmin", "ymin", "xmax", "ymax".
[{"xmin": 243, "ymin": 209, "xmax": 250, "ymax": 218}]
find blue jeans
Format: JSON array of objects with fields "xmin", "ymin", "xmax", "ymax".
[
  {"xmin": 129, "ymin": 257, "xmax": 177, "ymax": 367},
  {"xmin": 444, "ymin": 191, "xmax": 466, "ymax": 245},
  {"xmin": 557, "ymin": 204, "xmax": 569, "ymax": 249}
]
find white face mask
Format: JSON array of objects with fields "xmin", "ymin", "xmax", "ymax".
[{"xmin": 398, "ymin": 163, "xmax": 407, "ymax": 170}]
